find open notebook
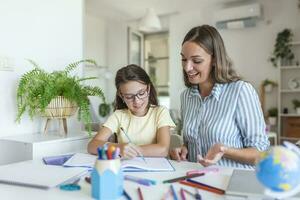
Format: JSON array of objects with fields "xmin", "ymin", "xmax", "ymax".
[
  {"xmin": 63, "ymin": 153, "xmax": 174, "ymax": 172},
  {"xmin": 0, "ymin": 161, "xmax": 87, "ymax": 189}
]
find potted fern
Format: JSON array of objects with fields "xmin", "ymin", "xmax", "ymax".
[
  {"xmin": 16, "ymin": 59, "xmax": 106, "ymax": 136},
  {"xmin": 292, "ymin": 99, "xmax": 300, "ymax": 114},
  {"xmin": 262, "ymin": 79, "xmax": 277, "ymax": 93},
  {"xmin": 267, "ymin": 107, "xmax": 278, "ymax": 126}
]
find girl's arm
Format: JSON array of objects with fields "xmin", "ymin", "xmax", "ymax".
[
  {"xmin": 137, "ymin": 126, "xmax": 171, "ymax": 157},
  {"xmin": 87, "ymin": 126, "xmax": 113, "ymax": 155}
]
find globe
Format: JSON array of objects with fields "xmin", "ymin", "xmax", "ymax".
[{"xmin": 256, "ymin": 141, "xmax": 300, "ymax": 199}]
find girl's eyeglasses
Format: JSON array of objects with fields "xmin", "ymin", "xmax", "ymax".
[{"xmin": 121, "ymin": 88, "xmax": 149, "ymax": 102}]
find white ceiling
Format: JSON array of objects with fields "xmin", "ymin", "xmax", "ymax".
[{"xmin": 86, "ymin": 0, "xmax": 243, "ymax": 21}]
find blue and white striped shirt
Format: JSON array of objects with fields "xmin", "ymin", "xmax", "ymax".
[{"xmin": 181, "ymin": 81, "xmax": 270, "ymax": 169}]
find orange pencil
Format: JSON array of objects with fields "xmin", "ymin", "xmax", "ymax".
[
  {"xmin": 137, "ymin": 187, "xmax": 144, "ymax": 200},
  {"xmin": 179, "ymin": 180, "xmax": 225, "ymax": 195}
]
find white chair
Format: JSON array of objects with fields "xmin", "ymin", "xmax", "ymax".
[{"xmin": 170, "ymin": 133, "xmax": 183, "ymax": 150}]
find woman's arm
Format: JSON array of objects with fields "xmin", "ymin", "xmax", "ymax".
[
  {"xmin": 223, "ymin": 146, "xmax": 260, "ymax": 165},
  {"xmin": 87, "ymin": 126, "xmax": 113, "ymax": 155},
  {"xmin": 199, "ymin": 143, "xmax": 262, "ymax": 167},
  {"xmin": 137, "ymin": 126, "xmax": 171, "ymax": 157}
]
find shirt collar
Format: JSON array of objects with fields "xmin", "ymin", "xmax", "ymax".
[{"xmin": 189, "ymin": 83, "xmax": 223, "ymax": 101}]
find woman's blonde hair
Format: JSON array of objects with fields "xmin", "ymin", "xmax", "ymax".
[{"xmin": 182, "ymin": 25, "xmax": 241, "ymax": 87}]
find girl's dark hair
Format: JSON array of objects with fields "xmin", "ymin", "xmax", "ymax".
[
  {"xmin": 182, "ymin": 25, "xmax": 241, "ymax": 87},
  {"xmin": 114, "ymin": 64, "xmax": 158, "ymax": 110}
]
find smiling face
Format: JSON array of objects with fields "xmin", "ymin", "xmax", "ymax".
[
  {"xmin": 181, "ymin": 41, "xmax": 213, "ymax": 86},
  {"xmin": 119, "ymin": 81, "xmax": 150, "ymax": 116}
]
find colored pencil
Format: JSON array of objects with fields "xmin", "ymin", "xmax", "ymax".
[
  {"xmin": 170, "ymin": 185, "xmax": 178, "ymax": 200},
  {"xmin": 179, "ymin": 180, "xmax": 225, "ymax": 195},
  {"xmin": 163, "ymin": 173, "xmax": 204, "ymax": 183},
  {"xmin": 137, "ymin": 187, "xmax": 144, "ymax": 200},
  {"xmin": 180, "ymin": 188, "xmax": 186, "ymax": 200}
]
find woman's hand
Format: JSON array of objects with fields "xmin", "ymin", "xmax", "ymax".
[
  {"xmin": 170, "ymin": 145, "xmax": 188, "ymax": 161},
  {"xmin": 119, "ymin": 143, "xmax": 140, "ymax": 159},
  {"xmin": 198, "ymin": 143, "xmax": 226, "ymax": 167}
]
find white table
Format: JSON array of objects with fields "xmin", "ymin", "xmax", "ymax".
[{"xmin": 1, "ymin": 160, "xmax": 299, "ymax": 200}]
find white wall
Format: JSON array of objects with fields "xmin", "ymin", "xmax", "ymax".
[
  {"xmin": 0, "ymin": 0, "xmax": 84, "ymax": 137},
  {"xmin": 84, "ymin": 14, "xmax": 108, "ymax": 121},
  {"xmin": 169, "ymin": 0, "xmax": 300, "ymax": 112}
]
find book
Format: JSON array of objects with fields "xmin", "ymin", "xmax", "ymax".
[
  {"xmin": 0, "ymin": 161, "xmax": 87, "ymax": 190},
  {"xmin": 43, "ymin": 154, "xmax": 74, "ymax": 166},
  {"xmin": 63, "ymin": 153, "xmax": 174, "ymax": 172}
]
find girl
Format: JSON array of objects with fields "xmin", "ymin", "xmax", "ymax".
[{"xmin": 88, "ymin": 64, "xmax": 175, "ymax": 158}]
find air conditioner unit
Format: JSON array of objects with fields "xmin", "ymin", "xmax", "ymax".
[{"xmin": 214, "ymin": 3, "xmax": 262, "ymax": 29}]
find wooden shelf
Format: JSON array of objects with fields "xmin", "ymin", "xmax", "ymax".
[
  {"xmin": 280, "ymin": 113, "xmax": 300, "ymax": 117},
  {"xmin": 280, "ymin": 89, "xmax": 300, "ymax": 93},
  {"xmin": 280, "ymin": 66, "xmax": 300, "ymax": 69},
  {"xmin": 290, "ymin": 41, "xmax": 300, "ymax": 45},
  {"xmin": 280, "ymin": 136, "xmax": 300, "ymax": 141}
]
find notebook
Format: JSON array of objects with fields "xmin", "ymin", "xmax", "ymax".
[
  {"xmin": 0, "ymin": 161, "xmax": 87, "ymax": 190},
  {"xmin": 121, "ymin": 157, "xmax": 175, "ymax": 172},
  {"xmin": 63, "ymin": 153, "xmax": 174, "ymax": 172},
  {"xmin": 226, "ymin": 169, "xmax": 300, "ymax": 198}
]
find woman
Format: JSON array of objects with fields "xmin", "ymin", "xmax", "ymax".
[
  {"xmin": 170, "ymin": 25, "xmax": 269, "ymax": 168},
  {"xmin": 88, "ymin": 64, "xmax": 175, "ymax": 158}
]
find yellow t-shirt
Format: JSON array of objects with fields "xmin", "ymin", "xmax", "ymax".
[{"xmin": 103, "ymin": 106, "xmax": 175, "ymax": 145}]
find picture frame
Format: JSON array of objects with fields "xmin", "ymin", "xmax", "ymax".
[{"xmin": 127, "ymin": 27, "xmax": 144, "ymax": 68}]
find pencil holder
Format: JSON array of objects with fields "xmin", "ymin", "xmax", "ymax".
[{"xmin": 91, "ymin": 159, "xmax": 123, "ymax": 200}]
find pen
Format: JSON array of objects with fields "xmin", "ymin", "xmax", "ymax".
[
  {"xmin": 170, "ymin": 184, "xmax": 178, "ymax": 200},
  {"xmin": 182, "ymin": 189, "xmax": 194, "ymax": 197},
  {"xmin": 195, "ymin": 188, "xmax": 202, "ymax": 200},
  {"xmin": 163, "ymin": 173, "xmax": 204, "ymax": 183},
  {"xmin": 123, "ymin": 189, "xmax": 132, "ymax": 200},
  {"xmin": 120, "ymin": 127, "xmax": 147, "ymax": 163},
  {"xmin": 137, "ymin": 187, "xmax": 144, "ymax": 200},
  {"xmin": 186, "ymin": 167, "xmax": 219, "ymax": 176},
  {"xmin": 179, "ymin": 180, "xmax": 225, "ymax": 195},
  {"xmin": 124, "ymin": 175, "xmax": 156, "ymax": 186}
]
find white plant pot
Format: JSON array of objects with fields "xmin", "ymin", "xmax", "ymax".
[
  {"xmin": 268, "ymin": 117, "xmax": 277, "ymax": 126},
  {"xmin": 264, "ymin": 85, "xmax": 273, "ymax": 93},
  {"xmin": 297, "ymin": 107, "xmax": 300, "ymax": 115}
]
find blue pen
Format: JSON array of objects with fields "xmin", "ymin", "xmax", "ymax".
[
  {"xmin": 120, "ymin": 127, "xmax": 147, "ymax": 163},
  {"xmin": 123, "ymin": 189, "xmax": 132, "ymax": 200},
  {"xmin": 170, "ymin": 184, "xmax": 178, "ymax": 200},
  {"xmin": 124, "ymin": 175, "xmax": 155, "ymax": 186}
]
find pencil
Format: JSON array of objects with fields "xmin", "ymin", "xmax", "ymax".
[
  {"xmin": 179, "ymin": 180, "xmax": 225, "ymax": 195},
  {"xmin": 137, "ymin": 187, "xmax": 144, "ymax": 200},
  {"xmin": 163, "ymin": 173, "xmax": 204, "ymax": 183},
  {"xmin": 120, "ymin": 127, "xmax": 147, "ymax": 163}
]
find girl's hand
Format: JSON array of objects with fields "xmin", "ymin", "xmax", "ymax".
[
  {"xmin": 119, "ymin": 143, "xmax": 140, "ymax": 159},
  {"xmin": 170, "ymin": 145, "xmax": 188, "ymax": 161},
  {"xmin": 198, "ymin": 143, "xmax": 226, "ymax": 167}
]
